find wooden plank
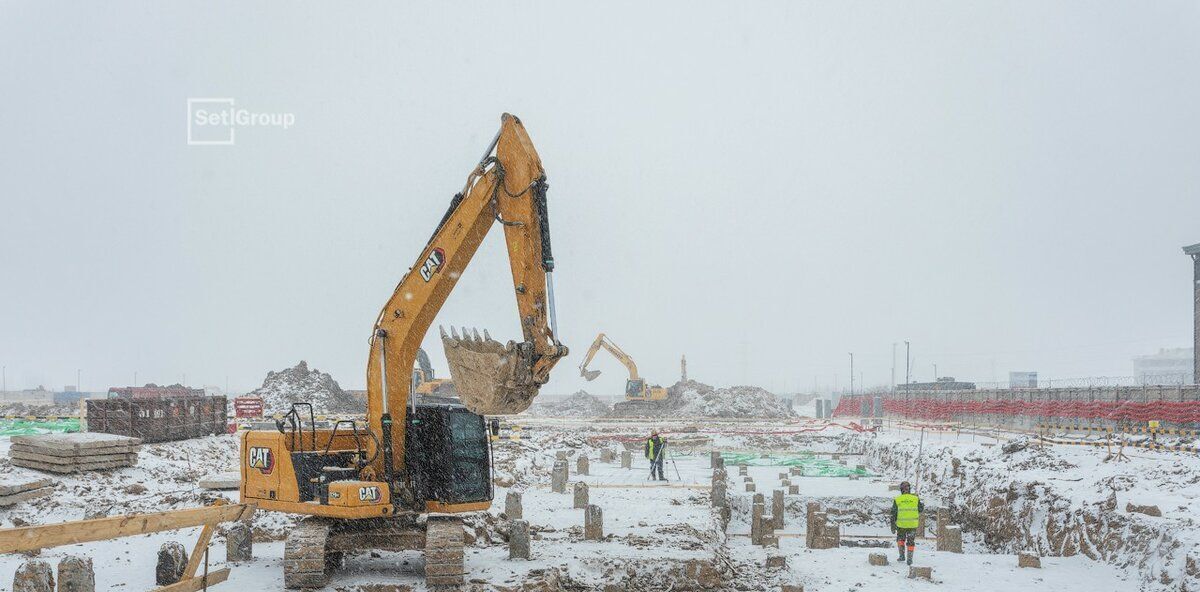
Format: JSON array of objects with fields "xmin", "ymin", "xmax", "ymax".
[
  {"xmin": 182, "ymin": 520, "xmax": 218, "ymax": 579},
  {"xmin": 0, "ymin": 504, "xmax": 254, "ymax": 553},
  {"xmin": 149, "ymin": 568, "xmax": 231, "ymax": 592}
]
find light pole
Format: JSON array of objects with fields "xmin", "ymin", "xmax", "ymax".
[
  {"xmin": 933, "ymin": 364, "xmax": 938, "ymax": 381},
  {"xmin": 905, "ymin": 341, "xmax": 911, "ymax": 422},
  {"xmin": 891, "ymin": 343, "xmax": 896, "ymax": 395},
  {"xmin": 76, "ymin": 369, "xmax": 81, "ymax": 392},
  {"xmin": 849, "ymin": 353, "xmax": 854, "ymax": 396}
]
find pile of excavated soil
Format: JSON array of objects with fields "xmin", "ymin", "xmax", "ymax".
[
  {"xmin": 248, "ymin": 361, "xmax": 359, "ymax": 415},
  {"xmin": 527, "ymin": 390, "xmax": 611, "ymax": 417},
  {"xmin": 0, "ymin": 402, "xmax": 79, "ymax": 417},
  {"xmin": 663, "ymin": 380, "xmax": 795, "ymax": 418},
  {"xmin": 842, "ymin": 431, "xmax": 1200, "ymax": 592}
]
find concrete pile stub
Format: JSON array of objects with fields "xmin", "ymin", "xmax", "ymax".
[
  {"xmin": 781, "ymin": 585, "xmax": 804, "ymax": 592},
  {"xmin": 505, "ymin": 490, "xmax": 523, "ymax": 519},
  {"xmin": 942, "ymin": 525, "xmax": 963, "ymax": 553},
  {"xmin": 13, "ymin": 560, "xmax": 54, "ymax": 592},
  {"xmin": 1018, "ymin": 552, "xmax": 1042, "ymax": 568},
  {"xmin": 745, "ymin": 482, "xmax": 756, "ymax": 492},
  {"xmin": 56, "ymin": 556, "xmax": 94, "ymax": 592},
  {"xmin": 788, "ymin": 485, "xmax": 799, "ymax": 495},
  {"xmin": 155, "ymin": 542, "xmax": 188, "ymax": 586},
  {"xmin": 738, "ymin": 464, "xmax": 748, "ymax": 476},
  {"xmin": 935, "ymin": 507, "xmax": 949, "ymax": 548},
  {"xmin": 772, "ymin": 490, "xmax": 785, "ymax": 529},
  {"xmin": 766, "ymin": 555, "xmax": 787, "ymax": 569},
  {"xmin": 868, "ymin": 553, "xmax": 889, "ymax": 566},
  {"xmin": 584, "ymin": 505, "xmax": 603, "ymax": 540},
  {"xmin": 751, "ymin": 501, "xmax": 766, "ymax": 545},
  {"xmin": 576, "ymin": 455, "xmax": 589, "ymax": 476},
  {"xmin": 555, "ymin": 450, "xmax": 568, "ymax": 461},
  {"xmin": 909, "ymin": 566, "xmax": 933, "ymax": 580},
  {"xmin": 573, "ymin": 482, "xmax": 589, "ymax": 509},
  {"xmin": 600, "ymin": 448, "xmax": 614, "ymax": 463},
  {"xmin": 621, "ymin": 451, "xmax": 632, "ymax": 469},
  {"xmin": 509, "ymin": 520, "xmax": 531, "ymax": 560},
  {"xmin": 225, "ymin": 522, "xmax": 253, "ymax": 562},
  {"xmin": 551, "ymin": 460, "xmax": 569, "ymax": 493},
  {"xmin": 711, "ymin": 480, "xmax": 727, "ymax": 509}
]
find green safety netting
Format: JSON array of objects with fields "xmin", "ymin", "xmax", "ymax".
[
  {"xmin": 717, "ymin": 451, "xmax": 871, "ymax": 477},
  {"xmin": 0, "ymin": 418, "xmax": 81, "ymax": 437}
]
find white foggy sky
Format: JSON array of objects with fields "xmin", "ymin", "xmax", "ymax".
[{"xmin": 1, "ymin": 2, "xmax": 1197, "ymax": 396}]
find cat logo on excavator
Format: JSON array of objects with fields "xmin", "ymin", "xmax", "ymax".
[
  {"xmin": 248, "ymin": 446, "xmax": 275, "ymax": 475},
  {"xmin": 419, "ymin": 248, "xmax": 445, "ymax": 281},
  {"xmin": 359, "ymin": 486, "xmax": 381, "ymax": 503}
]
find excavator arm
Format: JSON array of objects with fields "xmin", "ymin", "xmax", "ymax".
[
  {"xmin": 365, "ymin": 113, "xmax": 568, "ymax": 488},
  {"xmin": 578, "ymin": 333, "xmax": 641, "ymax": 382}
]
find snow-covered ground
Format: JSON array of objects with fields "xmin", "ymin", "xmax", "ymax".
[{"xmin": 0, "ymin": 416, "xmax": 1184, "ymax": 590}]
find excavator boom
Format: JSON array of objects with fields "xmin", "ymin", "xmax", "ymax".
[
  {"xmin": 578, "ymin": 333, "xmax": 641, "ymax": 382},
  {"xmin": 367, "ymin": 113, "xmax": 568, "ymax": 480}
]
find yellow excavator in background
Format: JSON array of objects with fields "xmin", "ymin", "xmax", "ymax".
[
  {"xmin": 240, "ymin": 114, "xmax": 568, "ymax": 588},
  {"xmin": 578, "ymin": 333, "xmax": 670, "ymax": 414}
]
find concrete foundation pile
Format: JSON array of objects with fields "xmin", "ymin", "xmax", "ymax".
[
  {"xmin": 805, "ymin": 502, "xmax": 841, "ymax": 549},
  {"xmin": 9, "ymin": 434, "xmax": 140, "ymax": 474}
]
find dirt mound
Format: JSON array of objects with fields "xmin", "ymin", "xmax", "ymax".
[
  {"xmin": 665, "ymin": 380, "xmax": 794, "ymax": 418},
  {"xmin": 249, "ymin": 361, "xmax": 359, "ymax": 415},
  {"xmin": 527, "ymin": 390, "xmax": 611, "ymax": 417}
]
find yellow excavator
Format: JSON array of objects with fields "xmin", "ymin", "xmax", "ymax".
[
  {"xmin": 239, "ymin": 114, "xmax": 568, "ymax": 588},
  {"xmin": 578, "ymin": 333, "xmax": 669, "ymax": 414}
]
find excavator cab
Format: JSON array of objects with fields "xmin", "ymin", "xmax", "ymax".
[
  {"xmin": 625, "ymin": 378, "xmax": 648, "ymax": 400},
  {"xmin": 405, "ymin": 399, "xmax": 493, "ymax": 510}
]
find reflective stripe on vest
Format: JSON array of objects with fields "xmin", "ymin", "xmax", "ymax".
[
  {"xmin": 647, "ymin": 439, "xmax": 657, "ymax": 458},
  {"xmin": 895, "ymin": 493, "xmax": 920, "ymax": 529}
]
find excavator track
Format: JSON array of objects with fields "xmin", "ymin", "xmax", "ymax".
[
  {"xmin": 284, "ymin": 517, "xmax": 337, "ymax": 589},
  {"xmin": 424, "ymin": 515, "xmax": 466, "ymax": 588}
]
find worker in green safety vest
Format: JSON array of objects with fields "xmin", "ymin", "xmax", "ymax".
[{"xmin": 890, "ymin": 481, "xmax": 924, "ymax": 565}]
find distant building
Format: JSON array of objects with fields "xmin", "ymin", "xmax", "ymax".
[
  {"xmin": 896, "ymin": 377, "xmax": 976, "ymax": 391},
  {"xmin": 0, "ymin": 387, "xmax": 55, "ymax": 405},
  {"xmin": 1133, "ymin": 348, "xmax": 1194, "ymax": 385},
  {"xmin": 1009, "ymin": 372, "xmax": 1038, "ymax": 389}
]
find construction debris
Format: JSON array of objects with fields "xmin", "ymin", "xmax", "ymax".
[
  {"xmin": 155, "ymin": 541, "xmax": 188, "ymax": 586},
  {"xmin": 528, "ymin": 390, "xmax": 611, "ymax": 417},
  {"xmin": 868, "ymin": 553, "xmax": 889, "ymax": 566},
  {"xmin": 13, "ymin": 560, "xmax": 53, "ymax": 592},
  {"xmin": 9, "ymin": 433, "xmax": 139, "ymax": 474},
  {"xmin": 226, "ymin": 522, "xmax": 253, "ymax": 562},
  {"xmin": 198, "ymin": 471, "xmax": 240, "ymax": 490}
]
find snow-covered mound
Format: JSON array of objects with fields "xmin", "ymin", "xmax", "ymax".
[
  {"xmin": 668, "ymin": 380, "xmax": 793, "ymax": 418},
  {"xmin": 249, "ymin": 361, "xmax": 359, "ymax": 415},
  {"xmin": 528, "ymin": 390, "xmax": 611, "ymax": 417}
]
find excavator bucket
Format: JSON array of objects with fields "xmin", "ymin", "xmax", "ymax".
[
  {"xmin": 441, "ymin": 326, "xmax": 540, "ymax": 415},
  {"xmin": 581, "ymin": 369, "xmax": 602, "ymax": 382}
]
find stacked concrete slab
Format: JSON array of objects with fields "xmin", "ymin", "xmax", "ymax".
[
  {"xmin": 0, "ymin": 478, "xmax": 55, "ymax": 507},
  {"xmin": 10, "ymin": 433, "xmax": 140, "ymax": 474}
]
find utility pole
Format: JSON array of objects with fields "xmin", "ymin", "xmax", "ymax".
[
  {"xmin": 849, "ymin": 353, "xmax": 854, "ymax": 396},
  {"xmin": 76, "ymin": 369, "xmax": 81, "ymax": 392},
  {"xmin": 933, "ymin": 364, "xmax": 938, "ymax": 381},
  {"xmin": 905, "ymin": 341, "xmax": 911, "ymax": 422}
]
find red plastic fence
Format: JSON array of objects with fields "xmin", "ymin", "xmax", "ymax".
[{"xmin": 833, "ymin": 395, "xmax": 1200, "ymax": 424}]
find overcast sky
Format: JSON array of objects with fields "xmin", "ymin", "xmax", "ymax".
[{"xmin": 1, "ymin": 2, "xmax": 1197, "ymax": 397}]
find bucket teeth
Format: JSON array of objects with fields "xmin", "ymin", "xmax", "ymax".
[{"xmin": 441, "ymin": 326, "xmax": 540, "ymax": 415}]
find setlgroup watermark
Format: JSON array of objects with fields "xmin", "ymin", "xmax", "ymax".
[{"xmin": 186, "ymin": 98, "xmax": 295, "ymax": 145}]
